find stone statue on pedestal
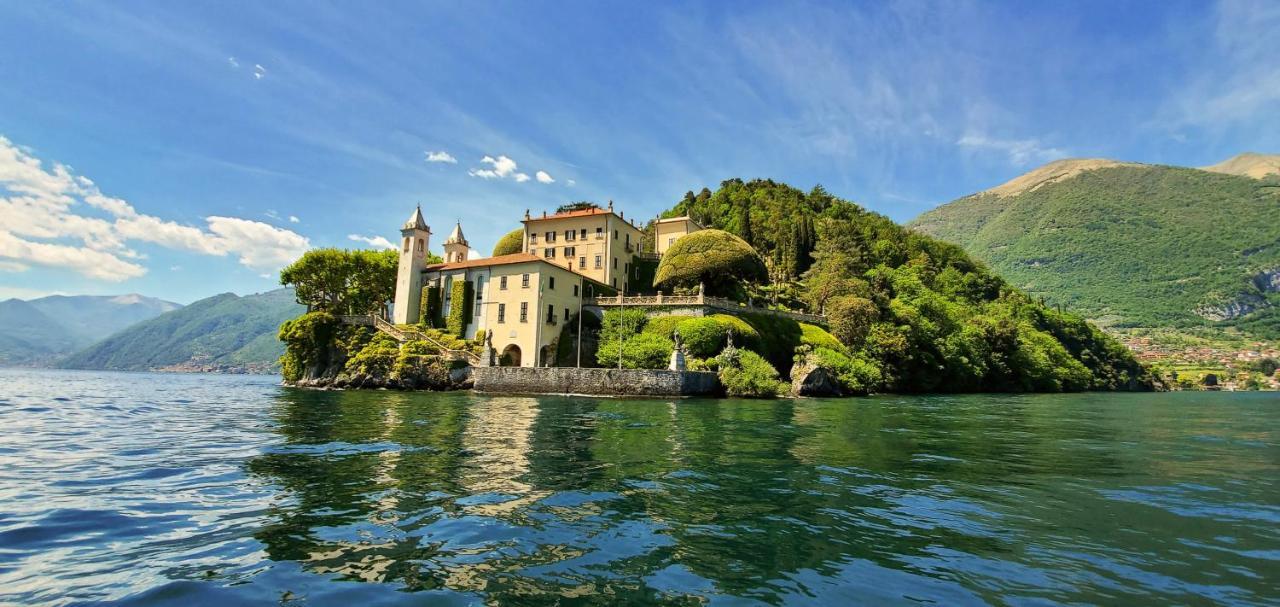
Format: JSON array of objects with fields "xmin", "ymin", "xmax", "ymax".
[
  {"xmin": 669, "ymin": 329, "xmax": 687, "ymax": 371},
  {"xmin": 482, "ymin": 331, "xmax": 496, "ymax": 367}
]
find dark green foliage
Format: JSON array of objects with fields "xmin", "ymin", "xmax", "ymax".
[
  {"xmin": 556, "ymin": 201, "xmax": 601, "ymax": 213},
  {"xmin": 910, "ymin": 164, "xmax": 1280, "ymax": 335},
  {"xmin": 653, "ymin": 229, "xmax": 767, "ymax": 295},
  {"xmin": 662, "ymin": 177, "xmax": 1153, "ymax": 393},
  {"xmin": 61, "ymin": 289, "xmax": 303, "ymax": 373},
  {"xmin": 279, "ymin": 248, "xmax": 398, "ymax": 315},
  {"xmin": 343, "ymin": 333, "xmax": 399, "ymax": 377},
  {"xmin": 596, "ymin": 332, "xmax": 673, "ymax": 369},
  {"xmin": 422, "ymin": 286, "xmax": 443, "ymax": 328},
  {"xmin": 492, "ymin": 229, "xmax": 525, "ymax": 257},
  {"xmin": 807, "ymin": 347, "xmax": 882, "ymax": 395},
  {"xmin": 631, "ymin": 257, "xmax": 659, "ymax": 294},
  {"xmin": 717, "ymin": 348, "xmax": 787, "ymax": 398},
  {"xmin": 827, "ymin": 296, "xmax": 878, "ymax": 347},
  {"xmin": 671, "ymin": 317, "xmax": 724, "ymax": 358},
  {"xmin": 278, "ymin": 310, "xmax": 340, "ymax": 381},
  {"xmin": 640, "ymin": 314, "xmax": 762, "ymax": 359},
  {"xmin": 446, "ymin": 280, "xmax": 474, "ymax": 337}
]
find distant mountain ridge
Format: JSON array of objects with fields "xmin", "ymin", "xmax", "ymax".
[
  {"xmin": 59, "ymin": 288, "xmax": 303, "ymax": 373},
  {"xmin": 0, "ymin": 293, "xmax": 180, "ymax": 365},
  {"xmin": 909, "ymin": 153, "xmax": 1280, "ymax": 339}
]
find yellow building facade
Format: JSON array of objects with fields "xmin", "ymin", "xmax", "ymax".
[
  {"xmin": 653, "ymin": 216, "xmax": 703, "ymax": 256},
  {"xmin": 521, "ymin": 203, "xmax": 646, "ymax": 293}
]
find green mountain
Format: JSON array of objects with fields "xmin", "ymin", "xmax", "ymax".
[
  {"xmin": 909, "ymin": 155, "xmax": 1280, "ymax": 338},
  {"xmin": 0, "ymin": 293, "xmax": 180, "ymax": 365},
  {"xmin": 60, "ymin": 288, "xmax": 303, "ymax": 373}
]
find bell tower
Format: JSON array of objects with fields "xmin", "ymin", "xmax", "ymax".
[
  {"xmin": 392, "ymin": 206, "xmax": 431, "ymax": 324},
  {"xmin": 443, "ymin": 221, "xmax": 469, "ymax": 263}
]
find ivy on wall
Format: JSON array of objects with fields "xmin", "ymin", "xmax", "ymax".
[
  {"xmin": 446, "ymin": 280, "xmax": 474, "ymax": 337},
  {"xmin": 422, "ymin": 285, "xmax": 444, "ymax": 328}
]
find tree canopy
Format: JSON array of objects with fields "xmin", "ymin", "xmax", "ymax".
[
  {"xmin": 492, "ymin": 229, "xmax": 524, "ymax": 257},
  {"xmin": 653, "ymin": 229, "xmax": 767, "ymax": 295},
  {"xmin": 279, "ymin": 248, "xmax": 398, "ymax": 315}
]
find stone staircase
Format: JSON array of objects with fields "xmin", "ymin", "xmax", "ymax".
[{"xmin": 342, "ymin": 315, "xmax": 480, "ymax": 365}]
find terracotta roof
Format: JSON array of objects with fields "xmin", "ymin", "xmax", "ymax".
[
  {"xmin": 424, "ymin": 252, "xmax": 540, "ymax": 271},
  {"xmin": 522, "ymin": 207, "xmax": 612, "ymax": 222},
  {"xmin": 423, "ymin": 252, "xmax": 613, "ymax": 289}
]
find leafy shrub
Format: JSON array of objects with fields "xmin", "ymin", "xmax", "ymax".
[
  {"xmin": 596, "ymin": 332, "xmax": 673, "ymax": 369},
  {"xmin": 808, "ymin": 347, "xmax": 883, "ymax": 394},
  {"xmin": 422, "ymin": 286, "xmax": 443, "ymax": 327},
  {"xmin": 343, "ymin": 333, "xmax": 400, "ymax": 377},
  {"xmin": 492, "ymin": 228, "xmax": 525, "ymax": 257},
  {"xmin": 799, "ymin": 323, "xmax": 844, "ymax": 353},
  {"xmin": 673, "ymin": 317, "xmax": 723, "ymax": 357},
  {"xmin": 717, "ymin": 348, "xmax": 787, "ymax": 398},
  {"xmin": 654, "ymin": 229, "xmax": 767, "ymax": 295},
  {"xmin": 278, "ymin": 311, "xmax": 338, "ymax": 382}
]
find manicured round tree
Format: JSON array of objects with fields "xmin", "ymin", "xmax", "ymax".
[
  {"xmin": 492, "ymin": 228, "xmax": 524, "ymax": 257},
  {"xmin": 653, "ymin": 229, "xmax": 767, "ymax": 296}
]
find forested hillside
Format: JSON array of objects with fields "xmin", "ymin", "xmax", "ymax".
[
  {"xmin": 60, "ymin": 288, "xmax": 302, "ymax": 373},
  {"xmin": 909, "ymin": 161, "xmax": 1280, "ymax": 338},
  {"xmin": 658, "ymin": 179, "xmax": 1154, "ymax": 392},
  {"xmin": 0, "ymin": 294, "xmax": 179, "ymax": 366}
]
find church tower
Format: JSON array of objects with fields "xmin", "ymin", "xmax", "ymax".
[
  {"xmin": 443, "ymin": 222, "xmax": 469, "ymax": 263},
  {"xmin": 392, "ymin": 206, "xmax": 431, "ymax": 324}
]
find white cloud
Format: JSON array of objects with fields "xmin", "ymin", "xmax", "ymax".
[
  {"xmin": 425, "ymin": 150, "xmax": 457, "ymax": 164},
  {"xmin": 0, "ymin": 135, "xmax": 311, "ymax": 281},
  {"xmin": 535, "ymin": 170, "xmax": 554, "ymax": 184},
  {"xmin": 567, "ymin": 179, "xmax": 576, "ymax": 186},
  {"xmin": 956, "ymin": 133, "xmax": 1067, "ymax": 166},
  {"xmin": 0, "ymin": 260, "xmax": 29, "ymax": 272},
  {"xmin": 288, "ymin": 215, "xmax": 300, "ymax": 223},
  {"xmin": 227, "ymin": 56, "xmax": 239, "ymax": 68},
  {"xmin": 468, "ymin": 154, "xmax": 519, "ymax": 179},
  {"xmin": 253, "ymin": 64, "xmax": 266, "ymax": 80},
  {"xmin": 514, "ymin": 172, "xmax": 530, "ymax": 182},
  {"xmin": 347, "ymin": 234, "xmax": 396, "ymax": 249}
]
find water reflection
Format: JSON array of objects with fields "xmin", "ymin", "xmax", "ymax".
[{"xmin": 246, "ymin": 390, "xmax": 1279, "ymax": 605}]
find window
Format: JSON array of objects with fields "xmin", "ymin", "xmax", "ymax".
[
  {"xmin": 530, "ymin": 248, "xmax": 537, "ymax": 256},
  {"xmin": 565, "ymin": 246, "xmax": 575, "ymax": 257},
  {"xmin": 625, "ymin": 234, "xmax": 630, "ymax": 246},
  {"xmin": 564, "ymin": 307, "xmax": 570, "ymax": 322},
  {"xmin": 594, "ymin": 255, "xmax": 602, "ymax": 269},
  {"xmin": 625, "ymin": 262, "xmax": 630, "ymax": 275},
  {"xmin": 522, "ymin": 273, "xmax": 530, "ymax": 288},
  {"xmin": 578, "ymin": 257, "xmax": 586, "ymax": 270},
  {"xmin": 474, "ymin": 277, "xmax": 484, "ymax": 317},
  {"xmin": 546, "ymin": 231, "xmax": 556, "ymax": 243},
  {"xmin": 500, "ymin": 276, "xmax": 508, "ymax": 290},
  {"xmin": 544, "ymin": 248, "xmax": 555, "ymax": 258},
  {"xmin": 497, "ymin": 303, "xmax": 506, "ymax": 323},
  {"xmin": 573, "ymin": 284, "xmax": 579, "ymax": 296},
  {"xmin": 546, "ymin": 304, "xmax": 555, "ymax": 323},
  {"xmin": 612, "ymin": 278, "xmax": 617, "ymax": 288},
  {"xmin": 519, "ymin": 302, "xmax": 528, "ymax": 322},
  {"xmin": 402, "ymin": 237, "xmax": 410, "ymax": 252},
  {"xmin": 668, "ymin": 237, "xmax": 675, "ymax": 248},
  {"xmin": 416, "ymin": 239, "xmax": 424, "ymax": 253},
  {"xmin": 614, "ymin": 229, "xmax": 618, "ymax": 239},
  {"xmin": 579, "ymin": 228, "xmax": 587, "ymax": 240},
  {"xmin": 596, "ymin": 227, "xmax": 604, "ymax": 238},
  {"xmin": 613, "ymin": 257, "xmax": 618, "ymax": 269},
  {"xmin": 564, "ymin": 229, "xmax": 573, "ymax": 241},
  {"xmin": 548, "ymin": 276, "xmax": 555, "ymax": 290},
  {"xmin": 530, "ymin": 233, "xmax": 538, "ymax": 244}
]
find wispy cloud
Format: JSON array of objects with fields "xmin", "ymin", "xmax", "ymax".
[
  {"xmin": 347, "ymin": 233, "xmax": 395, "ymax": 249},
  {"xmin": 253, "ymin": 64, "xmax": 266, "ymax": 80},
  {"xmin": 0, "ymin": 135, "xmax": 310, "ymax": 281},
  {"xmin": 535, "ymin": 170, "xmax": 554, "ymax": 184},
  {"xmin": 227, "ymin": 56, "xmax": 239, "ymax": 68},
  {"xmin": 425, "ymin": 150, "xmax": 457, "ymax": 164},
  {"xmin": 288, "ymin": 215, "xmax": 300, "ymax": 223},
  {"xmin": 957, "ymin": 132, "xmax": 1067, "ymax": 166}
]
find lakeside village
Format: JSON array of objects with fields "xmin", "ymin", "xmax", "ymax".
[{"xmin": 282, "ymin": 201, "xmax": 845, "ymax": 398}]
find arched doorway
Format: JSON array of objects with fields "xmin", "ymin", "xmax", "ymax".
[
  {"xmin": 500, "ymin": 344, "xmax": 522, "ymax": 367},
  {"xmin": 539, "ymin": 345, "xmax": 554, "ymax": 367}
]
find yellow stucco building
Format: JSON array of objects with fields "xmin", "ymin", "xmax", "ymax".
[{"xmin": 391, "ymin": 204, "xmax": 702, "ymax": 367}]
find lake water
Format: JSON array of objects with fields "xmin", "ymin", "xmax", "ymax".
[{"xmin": 0, "ymin": 369, "xmax": 1276, "ymax": 606}]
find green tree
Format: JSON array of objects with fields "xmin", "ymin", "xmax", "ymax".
[
  {"xmin": 653, "ymin": 229, "xmax": 767, "ymax": 296},
  {"xmin": 827, "ymin": 296, "xmax": 878, "ymax": 347},
  {"xmin": 492, "ymin": 229, "xmax": 525, "ymax": 256}
]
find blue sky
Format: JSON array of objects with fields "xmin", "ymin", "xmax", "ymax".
[{"xmin": 1, "ymin": 0, "xmax": 1277, "ymax": 303}]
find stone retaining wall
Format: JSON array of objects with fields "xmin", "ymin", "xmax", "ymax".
[{"xmin": 472, "ymin": 367, "xmax": 720, "ymax": 397}]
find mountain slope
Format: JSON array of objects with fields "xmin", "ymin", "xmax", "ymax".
[
  {"xmin": 0, "ymin": 294, "xmax": 179, "ymax": 365},
  {"xmin": 909, "ymin": 159, "xmax": 1280, "ymax": 337},
  {"xmin": 1202, "ymin": 152, "xmax": 1280, "ymax": 179},
  {"xmin": 0, "ymin": 299, "xmax": 81, "ymax": 365},
  {"xmin": 60, "ymin": 288, "xmax": 303, "ymax": 373}
]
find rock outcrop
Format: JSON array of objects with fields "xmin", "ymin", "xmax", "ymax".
[{"xmin": 790, "ymin": 354, "xmax": 844, "ymax": 397}]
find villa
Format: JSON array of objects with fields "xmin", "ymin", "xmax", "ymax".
[{"xmin": 391, "ymin": 204, "xmax": 702, "ymax": 367}]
